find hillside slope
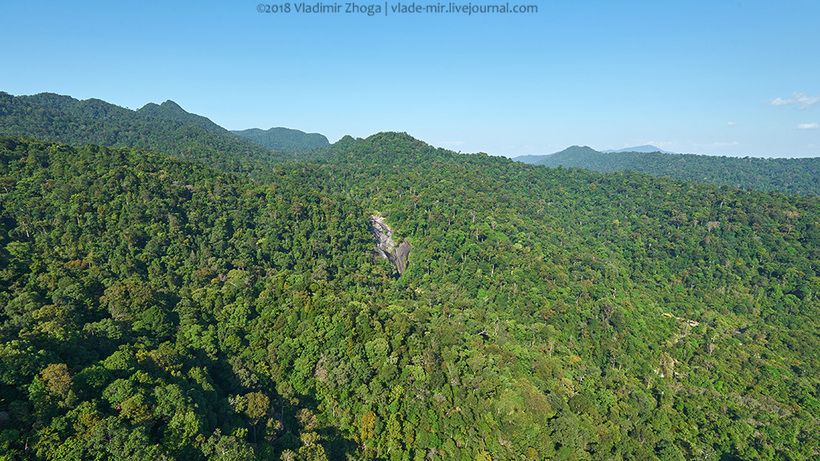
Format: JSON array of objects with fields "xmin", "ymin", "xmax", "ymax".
[{"xmin": 0, "ymin": 92, "xmax": 290, "ymax": 173}]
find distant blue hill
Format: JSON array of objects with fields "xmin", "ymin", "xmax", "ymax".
[
  {"xmin": 232, "ymin": 127, "xmax": 329, "ymax": 153},
  {"xmin": 512, "ymin": 145, "xmax": 677, "ymax": 165},
  {"xmin": 601, "ymin": 145, "xmax": 678, "ymax": 154},
  {"xmin": 509, "ymin": 154, "xmax": 552, "ymax": 164}
]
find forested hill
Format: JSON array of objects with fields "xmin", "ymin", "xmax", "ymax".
[
  {"xmin": 530, "ymin": 145, "xmax": 820, "ymax": 196},
  {"xmin": 511, "ymin": 146, "xmax": 601, "ymax": 165},
  {"xmin": 0, "ymin": 92, "xmax": 293, "ymax": 172},
  {"xmin": 232, "ymin": 127, "xmax": 330, "ymax": 153},
  {"xmin": 2, "ymin": 130, "xmax": 820, "ymax": 460},
  {"xmin": 138, "ymin": 100, "xmax": 225, "ymax": 132},
  {"xmin": 310, "ymin": 132, "xmax": 460, "ymax": 165}
]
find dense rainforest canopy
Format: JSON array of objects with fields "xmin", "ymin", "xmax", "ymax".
[{"xmin": 1, "ymin": 96, "xmax": 820, "ymax": 460}]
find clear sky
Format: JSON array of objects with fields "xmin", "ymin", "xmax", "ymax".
[{"xmin": 1, "ymin": 0, "xmax": 818, "ymax": 157}]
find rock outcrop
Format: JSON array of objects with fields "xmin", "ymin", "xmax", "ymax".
[{"xmin": 369, "ymin": 215, "xmax": 411, "ymax": 275}]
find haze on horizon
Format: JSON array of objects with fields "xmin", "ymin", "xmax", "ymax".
[{"xmin": 1, "ymin": 0, "xmax": 818, "ymax": 158}]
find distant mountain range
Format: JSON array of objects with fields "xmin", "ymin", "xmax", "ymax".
[
  {"xmin": 0, "ymin": 92, "xmax": 328, "ymax": 173},
  {"xmin": 513, "ymin": 145, "xmax": 820, "ymax": 195},
  {"xmin": 4, "ymin": 91, "xmax": 820, "ymax": 196},
  {"xmin": 512, "ymin": 145, "xmax": 677, "ymax": 165}
]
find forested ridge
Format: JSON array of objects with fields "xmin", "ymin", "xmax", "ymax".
[
  {"xmin": 522, "ymin": 146, "xmax": 820, "ymax": 196},
  {"xmin": 0, "ymin": 92, "xmax": 322, "ymax": 174},
  {"xmin": 1, "ymin": 127, "xmax": 820, "ymax": 460}
]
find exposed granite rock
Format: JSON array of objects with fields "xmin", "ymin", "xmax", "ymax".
[{"xmin": 369, "ymin": 215, "xmax": 411, "ymax": 275}]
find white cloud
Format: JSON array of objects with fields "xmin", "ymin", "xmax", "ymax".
[
  {"xmin": 798, "ymin": 123, "xmax": 819, "ymax": 130},
  {"xmin": 727, "ymin": 121, "xmax": 740, "ymax": 126},
  {"xmin": 768, "ymin": 92, "xmax": 820, "ymax": 109}
]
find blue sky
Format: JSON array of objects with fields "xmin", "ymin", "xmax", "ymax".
[{"xmin": 1, "ymin": 0, "xmax": 818, "ymax": 157}]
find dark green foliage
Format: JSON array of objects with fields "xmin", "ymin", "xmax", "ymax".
[
  {"xmin": 0, "ymin": 92, "xmax": 293, "ymax": 174},
  {"xmin": 232, "ymin": 127, "xmax": 330, "ymax": 154},
  {"xmin": 1, "ymin": 130, "xmax": 819, "ymax": 460}
]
